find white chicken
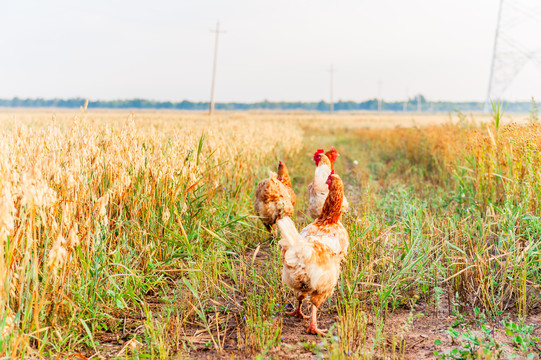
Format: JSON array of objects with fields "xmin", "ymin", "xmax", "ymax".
[{"xmin": 277, "ymin": 173, "xmax": 349, "ymax": 335}]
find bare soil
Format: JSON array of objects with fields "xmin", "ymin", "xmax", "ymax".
[{"xmin": 90, "ymin": 244, "xmax": 541, "ymax": 359}]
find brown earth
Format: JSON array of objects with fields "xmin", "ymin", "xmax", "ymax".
[{"xmin": 90, "ymin": 243, "xmax": 541, "ymax": 359}]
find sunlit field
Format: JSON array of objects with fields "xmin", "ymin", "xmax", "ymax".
[{"xmin": 1, "ymin": 108, "xmax": 540, "ymax": 359}]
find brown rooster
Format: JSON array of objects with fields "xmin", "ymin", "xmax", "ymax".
[
  {"xmin": 254, "ymin": 161, "xmax": 296, "ymax": 233},
  {"xmin": 325, "ymin": 147, "xmax": 339, "ymax": 171},
  {"xmin": 277, "ymin": 161, "xmax": 296, "ymax": 207},
  {"xmin": 277, "ymin": 173, "xmax": 349, "ymax": 335}
]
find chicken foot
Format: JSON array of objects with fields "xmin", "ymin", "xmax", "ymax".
[
  {"xmin": 285, "ymin": 294, "xmax": 308, "ymax": 319},
  {"xmin": 306, "ymin": 305, "xmax": 327, "ymax": 336}
]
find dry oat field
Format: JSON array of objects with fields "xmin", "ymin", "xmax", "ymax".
[{"xmin": 1, "ymin": 107, "xmax": 540, "ymax": 359}]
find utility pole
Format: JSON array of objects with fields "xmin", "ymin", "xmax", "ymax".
[
  {"xmin": 377, "ymin": 79, "xmax": 382, "ymax": 112},
  {"xmin": 329, "ymin": 64, "xmax": 335, "ymax": 113},
  {"xmin": 209, "ymin": 21, "xmax": 226, "ymax": 116}
]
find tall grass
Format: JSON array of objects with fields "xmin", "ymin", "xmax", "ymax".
[
  {"xmin": 0, "ymin": 109, "xmax": 302, "ymax": 357},
  {"xmin": 348, "ymin": 104, "xmax": 541, "ymax": 318},
  {"xmin": 1, "ymin": 108, "xmax": 539, "ymax": 358}
]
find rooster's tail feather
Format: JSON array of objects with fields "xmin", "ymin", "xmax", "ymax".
[{"xmin": 277, "ymin": 217, "xmax": 302, "ymax": 250}]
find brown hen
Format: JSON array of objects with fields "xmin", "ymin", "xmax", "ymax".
[{"xmin": 254, "ymin": 161, "xmax": 296, "ymax": 233}]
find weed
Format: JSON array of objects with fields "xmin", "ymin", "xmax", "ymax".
[{"xmin": 1, "ymin": 110, "xmax": 540, "ymax": 358}]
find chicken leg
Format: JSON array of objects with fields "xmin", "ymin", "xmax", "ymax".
[
  {"xmin": 285, "ymin": 294, "xmax": 308, "ymax": 319},
  {"xmin": 306, "ymin": 305, "xmax": 327, "ymax": 336}
]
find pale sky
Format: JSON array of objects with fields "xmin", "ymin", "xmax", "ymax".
[{"xmin": 0, "ymin": 0, "xmax": 540, "ymax": 102}]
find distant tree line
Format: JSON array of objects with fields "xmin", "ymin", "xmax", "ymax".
[{"xmin": 0, "ymin": 96, "xmax": 533, "ymax": 113}]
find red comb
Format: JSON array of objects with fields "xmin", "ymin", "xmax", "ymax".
[
  {"xmin": 331, "ymin": 170, "xmax": 335, "ymax": 174},
  {"xmin": 279, "ymin": 160, "xmax": 283, "ymax": 165},
  {"xmin": 330, "ymin": 146, "xmax": 337, "ymax": 152},
  {"xmin": 314, "ymin": 149, "xmax": 325, "ymax": 165}
]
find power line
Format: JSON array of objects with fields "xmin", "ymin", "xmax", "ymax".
[{"xmin": 486, "ymin": 0, "xmax": 504, "ymax": 112}]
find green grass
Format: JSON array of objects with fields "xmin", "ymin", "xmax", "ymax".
[{"xmin": 2, "ymin": 111, "xmax": 541, "ymax": 359}]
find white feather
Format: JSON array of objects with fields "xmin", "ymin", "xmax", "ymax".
[{"xmin": 277, "ymin": 217, "xmax": 302, "ymax": 249}]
